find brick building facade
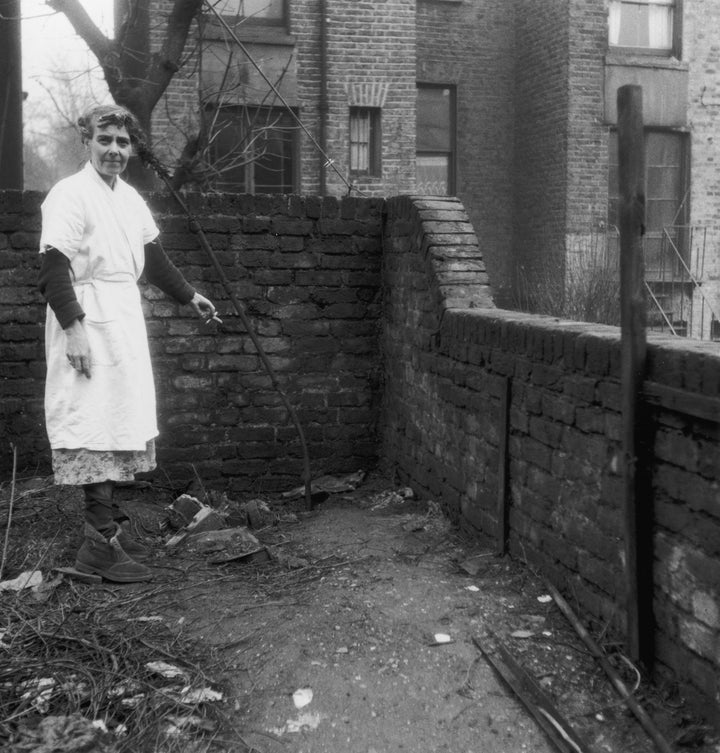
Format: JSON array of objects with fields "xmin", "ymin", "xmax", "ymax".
[{"xmin": 146, "ymin": 0, "xmax": 720, "ymax": 317}]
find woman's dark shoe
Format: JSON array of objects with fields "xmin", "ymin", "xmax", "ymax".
[
  {"xmin": 75, "ymin": 524, "xmax": 152, "ymax": 583},
  {"xmin": 115, "ymin": 522, "xmax": 150, "ymax": 561}
]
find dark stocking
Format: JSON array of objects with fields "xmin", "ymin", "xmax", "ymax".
[{"xmin": 83, "ymin": 481, "xmax": 116, "ymax": 536}]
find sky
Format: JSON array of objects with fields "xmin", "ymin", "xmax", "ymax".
[
  {"xmin": 21, "ymin": 0, "xmax": 114, "ymax": 108},
  {"xmin": 20, "ymin": 0, "xmax": 115, "ymax": 182}
]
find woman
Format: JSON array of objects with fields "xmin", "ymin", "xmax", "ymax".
[{"xmin": 38, "ymin": 104, "xmax": 218, "ymax": 583}]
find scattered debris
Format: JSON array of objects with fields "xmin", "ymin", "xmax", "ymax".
[
  {"xmin": 166, "ymin": 504, "xmax": 225, "ymax": 547},
  {"xmin": 458, "ymin": 553, "xmax": 493, "ymax": 576},
  {"xmin": 369, "ymin": 485, "xmax": 414, "ymax": 511},
  {"xmin": 0, "ymin": 569, "xmax": 42, "ymax": 592},
  {"xmin": 432, "ymin": 633, "xmax": 453, "ymax": 645},
  {"xmin": 674, "ymin": 724, "xmax": 713, "ymax": 747},
  {"xmin": 537, "ymin": 594, "xmax": 553, "ymax": 603},
  {"xmin": 53, "ymin": 567, "xmax": 102, "ymax": 585},
  {"xmin": 166, "ymin": 493, "xmax": 204, "ymax": 529},
  {"xmin": 293, "ymin": 687, "xmax": 313, "ymax": 709},
  {"xmin": 176, "ymin": 686, "xmax": 223, "ymax": 704},
  {"xmin": 544, "ymin": 580, "xmax": 676, "ymax": 753},
  {"xmin": 475, "ymin": 633, "xmax": 592, "ymax": 753},
  {"xmin": 511, "ymin": 630, "xmax": 536, "ymax": 639},
  {"xmin": 238, "ymin": 498, "xmax": 274, "ymax": 529},
  {"xmin": 282, "ymin": 470, "xmax": 366, "ymax": 500},
  {"xmin": 271, "ymin": 711, "xmax": 323, "ymax": 735},
  {"xmin": 7, "ymin": 713, "xmax": 114, "ymax": 753},
  {"xmin": 188, "ymin": 527, "xmax": 260, "ymax": 552},
  {"xmin": 145, "ymin": 660, "xmax": 190, "ymax": 682}
]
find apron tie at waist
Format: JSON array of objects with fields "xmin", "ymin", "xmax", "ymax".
[{"xmin": 74, "ymin": 275, "xmax": 136, "ymax": 287}]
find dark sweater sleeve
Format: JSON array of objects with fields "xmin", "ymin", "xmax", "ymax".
[
  {"xmin": 143, "ymin": 238, "xmax": 195, "ymax": 305},
  {"xmin": 37, "ymin": 248, "xmax": 85, "ymax": 329}
]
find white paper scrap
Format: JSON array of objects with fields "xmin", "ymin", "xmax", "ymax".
[{"xmin": 293, "ymin": 687, "xmax": 313, "ymax": 709}]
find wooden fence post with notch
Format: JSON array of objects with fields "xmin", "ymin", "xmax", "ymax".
[{"xmin": 617, "ymin": 84, "xmax": 651, "ymax": 665}]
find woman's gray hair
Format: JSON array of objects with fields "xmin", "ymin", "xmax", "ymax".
[{"xmin": 77, "ymin": 104, "xmax": 144, "ymax": 145}]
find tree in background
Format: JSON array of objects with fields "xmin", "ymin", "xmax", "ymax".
[
  {"xmin": 24, "ymin": 52, "xmax": 107, "ymax": 190},
  {"xmin": 43, "ymin": 0, "xmax": 296, "ymax": 191},
  {"xmin": 45, "ymin": 0, "xmax": 202, "ymax": 186}
]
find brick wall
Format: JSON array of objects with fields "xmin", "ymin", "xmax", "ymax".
[
  {"xmin": 382, "ymin": 194, "xmax": 720, "ymax": 723},
  {"xmin": 685, "ymin": 0, "xmax": 720, "ymax": 317},
  {"xmin": 0, "ymin": 191, "xmax": 384, "ymax": 493},
  {"xmin": 567, "ymin": 0, "xmax": 609, "ymax": 231},
  {"xmin": 4, "ymin": 187, "xmax": 720, "ymax": 721},
  {"xmin": 294, "ymin": 0, "xmax": 417, "ymax": 198},
  {"xmin": 512, "ymin": 0, "xmax": 570, "ymax": 291},
  {"xmin": 417, "ymin": 0, "xmax": 516, "ymax": 305}
]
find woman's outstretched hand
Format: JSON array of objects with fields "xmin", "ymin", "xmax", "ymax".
[{"xmin": 189, "ymin": 292, "xmax": 222, "ymax": 325}]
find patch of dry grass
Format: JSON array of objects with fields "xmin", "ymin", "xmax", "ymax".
[{"xmin": 0, "ymin": 472, "xmax": 251, "ymax": 753}]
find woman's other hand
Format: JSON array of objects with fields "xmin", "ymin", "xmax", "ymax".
[
  {"xmin": 189, "ymin": 292, "xmax": 222, "ymax": 325},
  {"xmin": 65, "ymin": 319, "xmax": 92, "ymax": 379}
]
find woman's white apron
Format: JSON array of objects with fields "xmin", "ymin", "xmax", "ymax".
[{"xmin": 40, "ymin": 163, "xmax": 160, "ymax": 451}]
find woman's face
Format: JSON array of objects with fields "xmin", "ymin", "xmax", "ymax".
[{"xmin": 87, "ymin": 123, "xmax": 132, "ymax": 185}]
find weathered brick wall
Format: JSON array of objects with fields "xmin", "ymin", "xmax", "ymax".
[
  {"xmin": 567, "ymin": 0, "xmax": 609, "ymax": 232},
  {"xmin": 294, "ymin": 0, "xmax": 417, "ymax": 198},
  {"xmin": 0, "ymin": 191, "xmax": 384, "ymax": 493},
  {"xmin": 513, "ymin": 0, "xmax": 570, "ymax": 291},
  {"xmin": 685, "ymin": 0, "xmax": 720, "ymax": 316},
  {"xmin": 5, "ymin": 187, "xmax": 720, "ymax": 720},
  {"xmin": 382, "ymin": 195, "xmax": 720, "ymax": 723},
  {"xmin": 417, "ymin": 0, "xmax": 516, "ymax": 305},
  {"xmin": 148, "ymin": 0, "xmax": 202, "ymax": 168}
]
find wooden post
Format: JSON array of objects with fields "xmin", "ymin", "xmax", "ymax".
[
  {"xmin": 617, "ymin": 84, "xmax": 651, "ymax": 665},
  {"xmin": 0, "ymin": 0, "xmax": 24, "ymax": 189},
  {"xmin": 496, "ymin": 376, "xmax": 511, "ymax": 556}
]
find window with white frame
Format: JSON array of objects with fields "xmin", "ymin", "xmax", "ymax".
[
  {"xmin": 608, "ymin": 0, "xmax": 677, "ymax": 54},
  {"xmin": 349, "ymin": 108, "xmax": 381, "ymax": 176}
]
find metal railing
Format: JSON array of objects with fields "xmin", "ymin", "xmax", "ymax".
[
  {"xmin": 602, "ymin": 225, "xmax": 719, "ymax": 340},
  {"xmin": 645, "ymin": 226, "xmax": 720, "ymax": 340}
]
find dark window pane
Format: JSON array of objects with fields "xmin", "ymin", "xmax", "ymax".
[
  {"xmin": 253, "ymin": 126, "xmax": 294, "ymax": 193},
  {"xmin": 647, "ymin": 166, "xmax": 681, "ymax": 198},
  {"xmin": 209, "ymin": 106, "xmax": 295, "ymax": 193},
  {"xmin": 608, "ymin": 129, "xmax": 686, "ymax": 235},
  {"xmin": 417, "ymin": 87, "xmax": 451, "ymax": 151},
  {"xmin": 647, "ymin": 131, "xmax": 680, "ymax": 165}
]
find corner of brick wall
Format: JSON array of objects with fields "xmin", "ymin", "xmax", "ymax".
[{"xmin": 382, "ymin": 195, "xmax": 720, "ymax": 724}]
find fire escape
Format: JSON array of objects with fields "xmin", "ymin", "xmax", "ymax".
[{"xmin": 644, "ymin": 225, "xmax": 720, "ymax": 340}]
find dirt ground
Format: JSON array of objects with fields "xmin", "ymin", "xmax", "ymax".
[{"xmin": 1, "ymin": 471, "xmax": 719, "ymax": 753}]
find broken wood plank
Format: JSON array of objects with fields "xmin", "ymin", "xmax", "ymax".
[
  {"xmin": 544, "ymin": 580, "xmax": 675, "ymax": 753},
  {"xmin": 474, "ymin": 633, "xmax": 592, "ymax": 753}
]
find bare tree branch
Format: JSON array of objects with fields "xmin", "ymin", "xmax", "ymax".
[{"xmin": 47, "ymin": 0, "xmax": 203, "ymax": 129}]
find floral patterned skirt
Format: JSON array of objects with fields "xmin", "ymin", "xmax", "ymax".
[{"xmin": 52, "ymin": 441, "xmax": 156, "ymax": 485}]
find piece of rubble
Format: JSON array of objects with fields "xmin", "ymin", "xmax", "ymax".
[
  {"xmin": 145, "ymin": 661, "xmax": 190, "ymax": 681},
  {"xmin": 166, "ymin": 494, "xmax": 204, "ymax": 530},
  {"xmin": 281, "ymin": 470, "xmax": 366, "ymax": 499},
  {"xmin": 166, "ymin": 506, "xmax": 226, "ymax": 548},
  {"xmin": 242, "ymin": 498, "xmax": 274, "ymax": 528},
  {"xmin": 292, "ymin": 687, "xmax": 313, "ymax": 709},
  {"xmin": 0, "ymin": 570, "xmax": 43, "ymax": 592},
  {"xmin": 188, "ymin": 527, "xmax": 260, "ymax": 552}
]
